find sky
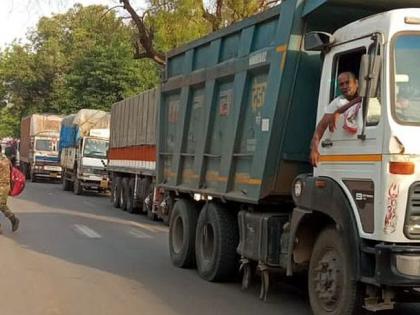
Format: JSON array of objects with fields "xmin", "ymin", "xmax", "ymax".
[{"xmin": 0, "ymin": 0, "xmax": 146, "ymax": 48}]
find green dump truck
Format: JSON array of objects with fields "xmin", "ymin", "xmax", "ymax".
[{"xmin": 158, "ymin": 1, "xmax": 420, "ymax": 313}]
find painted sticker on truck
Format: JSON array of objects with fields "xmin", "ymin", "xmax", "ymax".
[{"xmin": 384, "ymin": 183, "xmax": 399, "ymax": 234}]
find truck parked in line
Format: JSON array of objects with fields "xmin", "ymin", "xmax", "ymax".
[
  {"xmin": 59, "ymin": 109, "xmax": 110, "ymax": 195},
  {"xmin": 20, "ymin": 114, "xmax": 62, "ymax": 182},
  {"xmin": 157, "ymin": 1, "xmax": 420, "ymax": 314},
  {"xmin": 108, "ymin": 89, "xmax": 169, "ymax": 221}
]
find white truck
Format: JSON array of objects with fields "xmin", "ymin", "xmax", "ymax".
[
  {"xmin": 19, "ymin": 114, "xmax": 63, "ymax": 181},
  {"xmin": 59, "ymin": 109, "xmax": 110, "ymax": 195}
]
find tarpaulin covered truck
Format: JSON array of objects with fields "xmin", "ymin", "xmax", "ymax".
[
  {"xmin": 59, "ymin": 109, "xmax": 110, "ymax": 195},
  {"xmin": 108, "ymin": 89, "xmax": 164, "ymax": 220},
  {"xmin": 158, "ymin": 0, "xmax": 420, "ymax": 313},
  {"xmin": 19, "ymin": 114, "xmax": 62, "ymax": 181}
]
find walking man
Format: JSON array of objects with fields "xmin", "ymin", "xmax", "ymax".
[{"xmin": 0, "ymin": 144, "xmax": 20, "ymax": 233}]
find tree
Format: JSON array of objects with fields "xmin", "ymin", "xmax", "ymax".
[
  {"xmin": 120, "ymin": 0, "xmax": 281, "ymax": 65},
  {"xmin": 0, "ymin": 4, "xmax": 159, "ymax": 121}
]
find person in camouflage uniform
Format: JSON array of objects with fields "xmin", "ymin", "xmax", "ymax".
[{"xmin": 0, "ymin": 145, "xmax": 20, "ymax": 234}]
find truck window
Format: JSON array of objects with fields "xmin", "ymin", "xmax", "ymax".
[
  {"xmin": 393, "ymin": 33, "xmax": 420, "ymax": 125},
  {"xmin": 35, "ymin": 139, "xmax": 53, "ymax": 151},
  {"xmin": 331, "ymin": 47, "xmax": 381, "ymax": 127},
  {"xmin": 331, "ymin": 48, "xmax": 366, "ymax": 100},
  {"xmin": 83, "ymin": 139, "xmax": 109, "ymax": 159}
]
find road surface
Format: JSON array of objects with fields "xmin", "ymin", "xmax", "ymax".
[{"xmin": 0, "ymin": 182, "xmax": 418, "ymax": 315}]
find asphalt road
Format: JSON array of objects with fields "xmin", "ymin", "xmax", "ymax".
[{"xmin": 0, "ymin": 182, "xmax": 419, "ymax": 315}]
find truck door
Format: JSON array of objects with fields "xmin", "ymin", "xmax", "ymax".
[{"xmin": 315, "ymin": 36, "xmax": 383, "ymax": 238}]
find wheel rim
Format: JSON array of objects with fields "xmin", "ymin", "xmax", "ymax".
[
  {"xmin": 120, "ymin": 189, "xmax": 124, "ymax": 207},
  {"xmin": 113, "ymin": 188, "xmax": 117, "ymax": 203},
  {"xmin": 172, "ymin": 216, "xmax": 184, "ymax": 254},
  {"xmin": 201, "ymin": 223, "xmax": 215, "ymax": 262},
  {"xmin": 312, "ymin": 247, "xmax": 343, "ymax": 312}
]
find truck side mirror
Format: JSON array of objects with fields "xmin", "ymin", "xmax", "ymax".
[
  {"xmin": 304, "ymin": 32, "xmax": 335, "ymax": 51},
  {"xmin": 358, "ymin": 54, "xmax": 381, "ymax": 98}
]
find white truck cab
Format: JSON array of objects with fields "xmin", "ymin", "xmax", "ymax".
[{"xmin": 313, "ymin": 9, "xmax": 420, "ymax": 244}]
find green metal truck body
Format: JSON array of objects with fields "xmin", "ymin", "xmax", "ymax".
[{"xmin": 158, "ymin": 0, "xmax": 420, "ymax": 204}]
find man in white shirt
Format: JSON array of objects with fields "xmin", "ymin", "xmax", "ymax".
[{"xmin": 310, "ymin": 72, "xmax": 362, "ymax": 166}]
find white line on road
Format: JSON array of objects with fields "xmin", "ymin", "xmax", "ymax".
[
  {"xmin": 73, "ymin": 224, "xmax": 102, "ymax": 238},
  {"xmin": 128, "ymin": 229, "xmax": 153, "ymax": 239}
]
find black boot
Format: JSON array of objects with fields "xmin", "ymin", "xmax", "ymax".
[
  {"xmin": 0, "ymin": 224, "xmax": 2, "ymax": 234},
  {"xmin": 10, "ymin": 216, "xmax": 19, "ymax": 232}
]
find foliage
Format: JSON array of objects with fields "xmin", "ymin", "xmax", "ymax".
[
  {"xmin": 0, "ymin": 1, "xmax": 280, "ymax": 138},
  {"xmin": 0, "ymin": 4, "xmax": 159, "ymax": 137},
  {"xmin": 0, "ymin": 107, "xmax": 20, "ymax": 138}
]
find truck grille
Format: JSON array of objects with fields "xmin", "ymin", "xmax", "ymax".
[
  {"xmin": 92, "ymin": 168, "xmax": 107, "ymax": 176},
  {"xmin": 405, "ymin": 182, "xmax": 420, "ymax": 239}
]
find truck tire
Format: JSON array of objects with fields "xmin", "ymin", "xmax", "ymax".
[
  {"xmin": 73, "ymin": 178, "xmax": 82, "ymax": 195},
  {"xmin": 120, "ymin": 177, "xmax": 129, "ymax": 211},
  {"xmin": 111, "ymin": 176, "xmax": 121, "ymax": 208},
  {"xmin": 169, "ymin": 199, "xmax": 199, "ymax": 268},
  {"xmin": 62, "ymin": 177, "xmax": 71, "ymax": 191},
  {"xmin": 161, "ymin": 194, "xmax": 174, "ymax": 226},
  {"xmin": 30, "ymin": 169, "xmax": 37, "ymax": 182},
  {"xmin": 126, "ymin": 178, "xmax": 136, "ymax": 213},
  {"xmin": 308, "ymin": 227, "xmax": 363, "ymax": 315},
  {"xmin": 22, "ymin": 163, "xmax": 30, "ymax": 180},
  {"xmin": 139, "ymin": 177, "xmax": 152, "ymax": 215},
  {"xmin": 147, "ymin": 205, "xmax": 157, "ymax": 220},
  {"xmin": 195, "ymin": 202, "xmax": 239, "ymax": 282}
]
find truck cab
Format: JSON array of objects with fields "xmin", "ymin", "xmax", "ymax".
[
  {"xmin": 29, "ymin": 134, "xmax": 62, "ymax": 181},
  {"xmin": 76, "ymin": 132, "xmax": 109, "ymax": 189},
  {"xmin": 291, "ymin": 7, "xmax": 420, "ymax": 312},
  {"xmin": 308, "ymin": 8, "xmax": 420, "ymax": 245},
  {"xmin": 67, "ymin": 129, "xmax": 109, "ymax": 194}
]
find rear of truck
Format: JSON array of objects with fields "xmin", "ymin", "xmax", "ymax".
[
  {"xmin": 108, "ymin": 89, "xmax": 160, "ymax": 219},
  {"xmin": 158, "ymin": 0, "xmax": 420, "ymax": 313},
  {"xmin": 20, "ymin": 114, "xmax": 63, "ymax": 182}
]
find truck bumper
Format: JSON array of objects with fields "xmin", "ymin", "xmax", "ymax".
[
  {"xmin": 34, "ymin": 170, "xmax": 62, "ymax": 179},
  {"xmin": 79, "ymin": 177, "xmax": 109, "ymax": 191},
  {"xmin": 375, "ymin": 244, "xmax": 420, "ymax": 286}
]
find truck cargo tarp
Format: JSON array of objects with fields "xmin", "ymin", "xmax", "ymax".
[
  {"xmin": 59, "ymin": 110, "xmax": 110, "ymax": 150},
  {"xmin": 59, "ymin": 125, "xmax": 77, "ymax": 149},
  {"xmin": 110, "ymin": 88, "xmax": 157, "ymax": 149},
  {"xmin": 73, "ymin": 109, "xmax": 110, "ymax": 137},
  {"xmin": 22, "ymin": 114, "xmax": 62, "ymax": 136}
]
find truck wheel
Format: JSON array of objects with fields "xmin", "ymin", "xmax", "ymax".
[
  {"xmin": 22, "ymin": 164, "xmax": 30, "ymax": 180},
  {"xmin": 62, "ymin": 178, "xmax": 71, "ymax": 191},
  {"xmin": 73, "ymin": 178, "xmax": 82, "ymax": 195},
  {"xmin": 195, "ymin": 202, "xmax": 239, "ymax": 282},
  {"xmin": 30, "ymin": 170, "xmax": 37, "ymax": 182},
  {"xmin": 111, "ymin": 176, "xmax": 121, "ymax": 208},
  {"xmin": 161, "ymin": 195, "xmax": 174, "ymax": 226},
  {"xmin": 126, "ymin": 178, "xmax": 136, "ymax": 213},
  {"xmin": 169, "ymin": 199, "xmax": 199, "ymax": 268},
  {"xmin": 139, "ymin": 177, "xmax": 152, "ymax": 214},
  {"xmin": 120, "ymin": 177, "xmax": 129, "ymax": 211},
  {"xmin": 308, "ymin": 227, "xmax": 363, "ymax": 315}
]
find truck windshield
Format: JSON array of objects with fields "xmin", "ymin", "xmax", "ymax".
[
  {"xmin": 35, "ymin": 139, "xmax": 55, "ymax": 151},
  {"xmin": 83, "ymin": 139, "xmax": 108, "ymax": 159},
  {"xmin": 393, "ymin": 34, "xmax": 420, "ymax": 124}
]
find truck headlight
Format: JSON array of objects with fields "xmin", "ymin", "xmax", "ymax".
[
  {"xmin": 396, "ymin": 255, "xmax": 420, "ymax": 277},
  {"xmin": 81, "ymin": 167, "xmax": 94, "ymax": 175}
]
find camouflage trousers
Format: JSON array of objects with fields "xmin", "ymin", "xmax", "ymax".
[{"xmin": 0, "ymin": 185, "xmax": 13, "ymax": 219}]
